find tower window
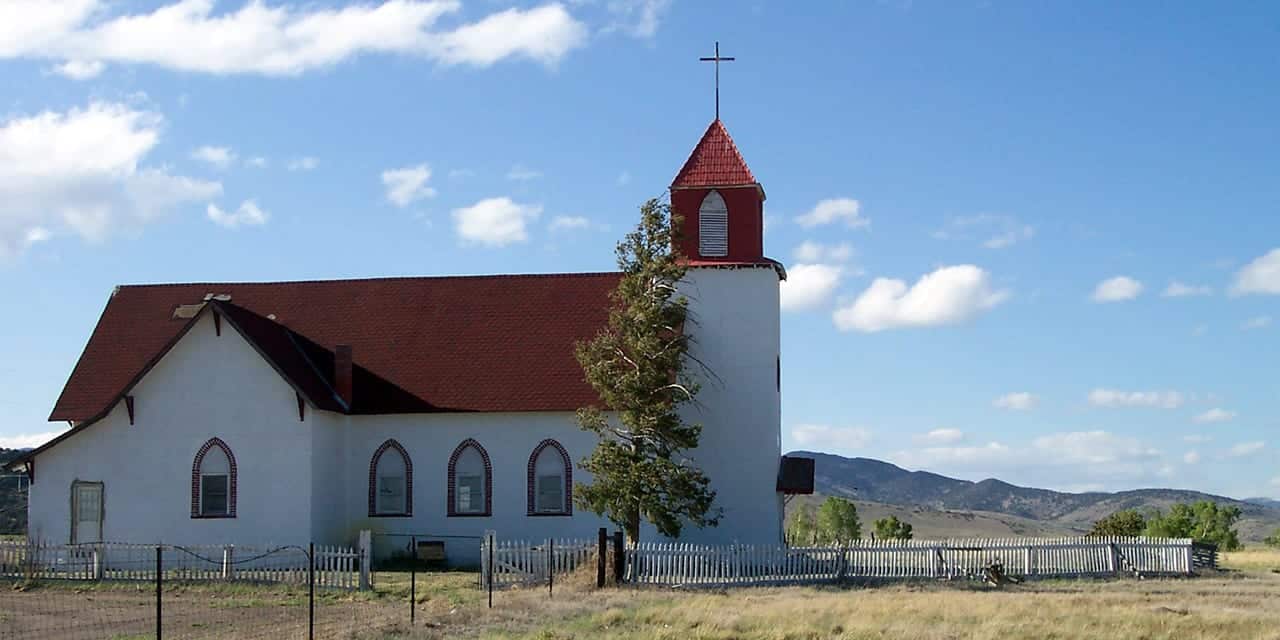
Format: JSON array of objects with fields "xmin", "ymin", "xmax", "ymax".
[{"xmin": 699, "ymin": 190, "xmax": 729, "ymax": 257}]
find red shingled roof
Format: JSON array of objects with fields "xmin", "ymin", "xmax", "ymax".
[
  {"xmin": 50, "ymin": 273, "xmax": 622, "ymax": 422},
  {"xmin": 671, "ymin": 119, "xmax": 757, "ymax": 188}
]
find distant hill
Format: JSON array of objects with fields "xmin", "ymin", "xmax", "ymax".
[
  {"xmin": 790, "ymin": 451, "xmax": 1280, "ymax": 543},
  {"xmin": 0, "ymin": 448, "xmax": 27, "ymax": 535}
]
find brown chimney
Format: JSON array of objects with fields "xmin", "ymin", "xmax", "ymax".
[{"xmin": 334, "ymin": 344, "xmax": 353, "ymax": 409}]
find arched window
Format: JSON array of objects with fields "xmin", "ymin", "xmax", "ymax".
[
  {"xmin": 368, "ymin": 439, "xmax": 412, "ymax": 517},
  {"xmin": 527, "ymin": 439, "xmax": 572, "ymax": 516},
  {"xmin": 447, "ymin": 439, "xmax": 491, "ymax": 517},
  {"xmin": 191, "ymin": 438, "xmax": 236, "ymax": 518},
  {"xmin": 698, "ymin": 190, "xmax": 729, "ymax": 257}
]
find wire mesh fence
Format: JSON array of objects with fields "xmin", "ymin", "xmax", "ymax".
[{"xmin": 0, "ymin": 540, "xmax": 415, "ymax": 640}]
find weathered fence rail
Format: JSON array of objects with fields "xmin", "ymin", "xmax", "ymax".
[
  {"xmin": 0, "ymin": 539, "xmax": 367, "ymax": 590},
  {"xmin": 480, "ymin": 533, "xmax": 597, "ymax": 588},
  {"xmin": 480, "ymin": 534, "xmax": 1196, "ymax": 589},
  {"xmin": 625, "ymin": 537, "xmax": 1194, "ymax": 587}
]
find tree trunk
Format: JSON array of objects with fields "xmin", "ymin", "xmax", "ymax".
[{"xmin": 626, "ymin": 507, "xmax": 641, "ymax": 546}]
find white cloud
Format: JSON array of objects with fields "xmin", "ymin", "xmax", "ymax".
[
  {"xmin": 431, "ymin": 3, "xmax": 587, "ymax": 67},
  {"xmin": 794, "ymin": 241, "xmax": 854, "ymax": 264},
  {"xmin": 914, "ymin": 428, "xmax": 965, "ymax": 445},
  {"xmin": 190, "ymin": 145, "xmax": 236, "ymax": 169},
  {"xmin": 1183, "ymin": 451, "xmax": 1201, "ymax": 465},
  {"xmin": 1192, "ymin": 324, "xmax": 1209, "ymax": 337},
  {"xmin": 894, "ymin": 442, "xmax": 1012, "ymax": 469},
  {"xmin": 1092, "ymin": 276, "xmax": 1143, "ymax": 302},
  {"xmin": 1183, "ymin": 434, "xmax": 1212, "ymax": 444},
  {"xmin": 1271, "ymin": 476, "xmax": 1280, "ymax": 488},
  {"xmin": 506, "ymin": 164, "xmax": 542, "ymax": 181},
  {"xmin": 790, "ymin": 424, "xmax": 873, "ymax": 454},
  {"xmin": 833, "ymin": 265, "xmax": 1009, "ymax": 332},
  {"xmin": 206, "ymin": 200, "xmax": 268, "ymax": 229},
  {"xmin": 1088, "ymin": 389, "xmax": 1184, "ymax": 409},
  {"xmin": 245, "ymin": 156, "xmax": 268, "ymax": 169},
  {"xmin": 1242, "ymin": 315, "xmax": 1272, "ymax": 331},
  {"xmin": 0, "ymin": 1, "xmax": 587, "ymax": 75},
  {"xmin": 0, "ymin": 429, "xmax": 66, "ymax": 449},
  {"xmin": 600, "ymin": 0, "xmax": 672, "ymax": 38},
  {"xmin": 1193, "ymin": 408, "xmax": 1236, "ymax": 424},
  {"xmin": 982, "ymin": 225, "xmax": 1035, "ymax": 249},
  {"xmin": 287, "ymin": 156, "xmax": 319, "ymax": 171},
  {"xmin": 993, "ymin": 392, "xmax": 1038, "ymax": 411},
  {"xmin": 447, "ymin": 168, "xmax": 473, "ymax": 180},
  {"xmin": 1227, "ymin": 441, "xmax": 1265, "ymax": 458},
  {"xmin": 1231, "ymin": 248, "xmax": 1280, "ymax": 295},
  {"xmin": 615, "ymin": 171, "xmax": 631, "ymax": 186},
  {"xmin": 1162, "ymin": 281, "xmax": 1212, "ymax": 298},
  {"xmin": 381, "ymin": 163, "xmax": 436, "ymax": 207},
  {"xmin": 51, "ymin": 58, "xmax": 104, "ymax": 79},
  {"xmin": 0, "ymin": 101, "xmax": 220, "ymax": 258},
  {"xmin": 781, "ymin": 264, "xmax": 844, "ymax": 312},
  {"xmin": 796, "ymin": 198, "xmax": 867, "ymax": 229},
  {"xmin": 934, "ymin": 214, "xmax": 1034, "ymax": 249},
  {"xmin": 1031, "ymin": 431, "xmax": 1160, "ymax": 466},
  {"xmin": 452, "ymin": 197, "xmax": 541, "ymax": 247},
  {"xmin": 549, "ymin": 215, "xmax": 591, "ymax": 231}
]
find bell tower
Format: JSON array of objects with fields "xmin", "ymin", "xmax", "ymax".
[{"xmin": 669, "ymin": 119, "xmax": 767, "ymax": 262}]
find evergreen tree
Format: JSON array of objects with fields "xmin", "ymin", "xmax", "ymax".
[{"xmin": 574, "ymin": 199, "xmax": 720, "ymax": 543}]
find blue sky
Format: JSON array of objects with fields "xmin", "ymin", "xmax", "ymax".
[{"xmin": 1, "ymin": 1, "xmax": 1277, "ymax": 498}]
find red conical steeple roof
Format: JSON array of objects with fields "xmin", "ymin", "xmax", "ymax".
[{"xmin": 671, "ymin": 119, "xmax": 757, "ymax": 188}]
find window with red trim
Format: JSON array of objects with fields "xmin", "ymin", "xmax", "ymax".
[
  {"xmin": 447, "ymin": 439, "xmax": 491, "ymax": 517},
  {"xmin": 527, "ymin": 439, "xmax": 572, "ymax": 516},
  {"xmin": 191, "ymin": 438, "xmax": 236, "ymax": 519},
  {"xmin": 369, "ymin": 439, "xmax": 412, "ymax": 517}
]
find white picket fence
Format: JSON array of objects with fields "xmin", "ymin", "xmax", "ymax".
[
  {"xmin": 626, "ymin": 537, "xmax": 1195, "ymax": 587},
  {"xmin": 480, "ymin": 532, "xmax": 597, "ymax": 588},
  {"xmin": 0, "ymin": 539, "xmax": 368, "ymax": 590},
  {"xmin": 479, "ymin": 533, "xmax": 1195, "ymax": 589}
]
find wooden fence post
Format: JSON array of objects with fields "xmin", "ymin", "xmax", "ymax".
[
  {"xmin": 221, "ymin": 545, "xmax": 234, "ymax": 580},
  {"xmin": 357, "ymin": 530, "xmax": 372, "ymax": 591},
  {"xmin": 92, "ymin": 544, "xmax": 103, "ymax": 580},
  {"xmin": 596, "ymin": 528, "xmax": 607, "ymax": 588},
  {"xmin": 612, "ymin": 531, "xmax": 625, "ymax": 584}
]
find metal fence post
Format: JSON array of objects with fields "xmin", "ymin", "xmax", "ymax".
[
  {"xmin": 548, "ymin": 538, "xmax": 554, "ymax": 598},
  {"xmin": 410, "ymin": 536, "xmax": 416, "ymax": 626},
  {"xmin": 596, "ymin": 528, "xmax": 607, "ymax": 588},
  {"xmin": 155, "ymin": 545, "xmax": 162, "ymax": 640},
  {"xmin": 308, "ymin": 542, "xmax": 315, "ymax": 640}
]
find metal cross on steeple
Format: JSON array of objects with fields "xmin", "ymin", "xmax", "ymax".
[{"xmin": 699, "ymin": 41, "xmax": 735, "ymax": 120}]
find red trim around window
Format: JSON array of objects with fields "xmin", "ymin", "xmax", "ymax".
[
  {"xmin": 368, "ymin": 439, "xmax": 413, "ymax": 517},
  {"xmin": 526, "ymin": 439, "xmax": 572, "ymax": 516},
  {"xmin": 446, "ymin": 439, "xmax": 492, "ymax": 517},
  {"xmin": 191, "ymin": 437, "xmax": 237, "ymax": 519}
]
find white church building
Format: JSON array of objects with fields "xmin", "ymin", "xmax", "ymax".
[{"xmin": 8, "ymin": 119, "xmax": 812, "ymax": 563}]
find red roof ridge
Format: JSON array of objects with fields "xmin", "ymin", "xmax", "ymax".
[
  {"xmin": 671, "ymin": 118, "xmax": 758, "ymax": 189},
  {"xmin": 113, "ymin": 270, "xmax": 624, "ymax": 290}
]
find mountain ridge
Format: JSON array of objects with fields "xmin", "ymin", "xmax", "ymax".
[{"xmin": 790, "ymin": 450, "xmax": 1280, "ymax": 543}]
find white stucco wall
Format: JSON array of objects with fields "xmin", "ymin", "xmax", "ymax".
[
  {"xmin": 27, "ymin": 266, "xmax": 783, "ymax": 556},
  {"xmin": 337, "ymin": 412, "xmax": 611, "ymax": 565},
  {"xmin": 678, "ymin": 266, "xmax": 784, "ymax": 545},
  {"xmin": 27, "ymin": 312, "xmax": 315, "ymax": 546}
]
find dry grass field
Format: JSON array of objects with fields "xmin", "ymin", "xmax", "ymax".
[
  {"xmin": 402, "ymin": 548, "xmax": 1280, "ymax": 640},
  {"xmin": 4, "ymin": 549, "xmax": 1280, "ymax": 639}
]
